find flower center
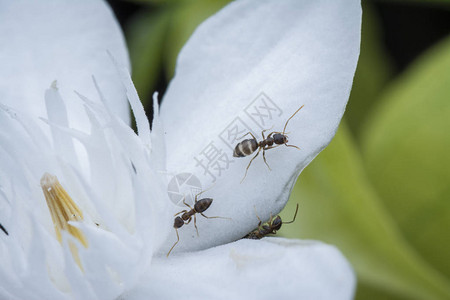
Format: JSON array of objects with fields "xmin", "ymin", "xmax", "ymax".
[{"xmin": 40, "ymin": 173, "xmax": 87, "ymax": 270}]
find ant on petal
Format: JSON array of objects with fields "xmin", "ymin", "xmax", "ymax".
[
  {"xmin": 167, "ymin": 190, "xmax": 229, "ymax": 257},
  {"xmin": 233, "ymin": 105, "xmax": 304, "ymax": 182},
  {"xmin": 244, "ymin": 204, "xmax": 299, "ymax": 239}
]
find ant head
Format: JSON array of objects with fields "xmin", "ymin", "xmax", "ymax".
[
  {"xmin": 194, "ymin": 198, "xmax": 213, "ymax": 213},
  {"xmin": 273, "ymin": 133, "xmax": 287, "ymax": 145},
  {"xmin": 272, "ymin": 216, "xmax": 282, "ymax": 230},
  {"xmin": 174, "ymin": 216, "xmax": 184, "ymax": 229}
]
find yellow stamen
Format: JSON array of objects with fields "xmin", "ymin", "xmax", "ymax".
[{"xmin": 40, "ymin": 173, "xmax": 87, "ymax": 270}]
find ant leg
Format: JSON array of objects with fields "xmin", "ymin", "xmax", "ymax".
[
  {"xmin": 167, "ymin": 228, "xmax": 180, "ymax": 257},
  {"xmin": 236, "ymin": 131, "xmax": 257, "ymax": 141},
  {"xmin": 183, "ymin": 198, "xmax": 194, "ymax": 210},
  {"xmin": 199, "ymin": 212, "xmax": 231, "ymax": 220},
  {"xmin": 266, "ymin": 131, "xmax": 275, "ymax": 139},
  {"xmin": 174, "ymin": 210, "xmax": 187, "ymax": 217},
  {"xmin": 193, "ymin": 214, "xmax": 199, "ymax": 237},
  {"xmin": 264, "ymin": 144, "xmax": 281, "ymax": 151},
  {"xmin": 193, "ymin": 184, "xmax": 216, "ymax": 205},
  {"xmin": 262, "ymin": 148, "xmax": 271, "ymax": 171},
  {"xmin": 240, "ymin": 148, "xmax": 262, "ymax": 183},
  {"xmin": 253, "ymin": 206, "xmax": 263, "ymax": 227},
  {"xmin": 267, "ymin": 130, "xmax": 282, "ymax": 137},
  {"xmin": 267, "ymin": 213, "xmax": 278, "ymax": 235},
  {"xmin": 261, "ymin": 126, "xmax": 274, "ymax": 140},
  {"xmin": 259, "ymin": 128, "xmax": 274, "ymax": 171},
  {"xmin": 268, "ymin": 131, "xmax": 292, "ymax": 136},
  {"xmin": 284, "ymin": 204, "xmax": 299, "ymax": 224},
  {"xmin": 285, "ymin": 143, "xmax": 301, "ymax": 150},
  {"xmin": 0, "ymin": 223, "xmax": 8, "ymax": 235}
]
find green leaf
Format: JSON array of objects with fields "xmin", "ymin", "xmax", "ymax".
[
  {"xmin": 127, "ymin": 9, "xmax": 170, "ymax": 105},
  {"xmin": 123, "ymin": 0, "xmax": 183, "ymax": 4},
  {"xmin": 346, "ymin": 3, "xmax": 393, "ymax": 138},
  {"xmin": 356, "ymin": 283, "xmax": 410, "ymax": 300},
  {"xmin": 362, "ymin": 35, "xmax": 450, "ymax": 279},
  {"xmin": 279, "ymin": 123, "xmax": 450, "ymax": 300},
  {"xmin": 373, "ymin": 0, "xmax": 450, "ymax": 6},
  {"xmin": 163, "ymin": 0, "xmax": 230, "ymax": 79}
]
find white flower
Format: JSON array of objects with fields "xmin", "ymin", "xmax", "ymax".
[{"xmin": 0, "ymin": 0, "xmax": 361, "ymax": 299}]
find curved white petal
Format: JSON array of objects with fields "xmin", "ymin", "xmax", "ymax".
[
  {"xmin": 126, "ymin": 238, "xmax": 355, "ymax": 300},
  {"xmin": 160, "ymin": 0, "xmax": 361, "ymax": 252},
  {"xmin": 0, "ymin": 0, "xmax": 130, "ymax": 131},
  {"xmin": 0, "ymin": 75, "xmax": 171, "ymax": 299}
]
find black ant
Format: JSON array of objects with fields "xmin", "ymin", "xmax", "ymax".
[
  {"xmin": 243, "ymin": 204, "xmax": 299, "ymax": 240},
  {"xmin": 0, "ymin": 223, "xmax": 8, "ymax": 236},
  {"xmin": 167, "ymin": 190, "xmax": 229, "ymax": 257},
  {"xmin": 233, "ymin": 105, "xmax": 304, "ymax": 182}
]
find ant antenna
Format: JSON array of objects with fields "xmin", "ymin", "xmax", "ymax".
[
  {"xmin": 283, "ymin": 204, "xmax": 299, "ymax": 224},
  {"xmin": 194, "ymin": 183, "xmax": 216, "ymax": 201},
  {"xmin": 282, "ymin": 105, "xmax": 304, "ymax": 134}
]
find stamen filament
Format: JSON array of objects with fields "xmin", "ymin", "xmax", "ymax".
[{"xmin": 41, "ymin": 173, "xmax": 87, "ymax": 269}]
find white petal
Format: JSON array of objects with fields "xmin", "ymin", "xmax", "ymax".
[
  {"xmin": 160, "ymin": 0, "xmax": 361, "ymax": 251},
  {"xmin": 125, "ymin": 238, "xmax": 355, "ymax": 300},
  {"xmin": 0, "ymin": 78, "xmax": 171, "ymax": 299},
  {"xmin": 0, "ymin": 0, "xmax": 130, "ymax": 131}
]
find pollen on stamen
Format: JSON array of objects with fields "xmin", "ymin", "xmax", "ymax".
[{"xmin": 40, "ymin": 172, "xmax": 88, "ymax": 269}]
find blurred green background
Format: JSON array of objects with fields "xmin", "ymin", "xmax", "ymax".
[{"xmin": 108, "ymin": 1, "xmax": 450, "ymax": 299}]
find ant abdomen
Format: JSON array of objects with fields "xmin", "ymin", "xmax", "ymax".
[
  {"xmin": 233, "ymin": 138, "xmax": 258, "ymax": 157},
  {"xmin": 194, "ymin": 198, "xmax": 213, "ymax": 213}
]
